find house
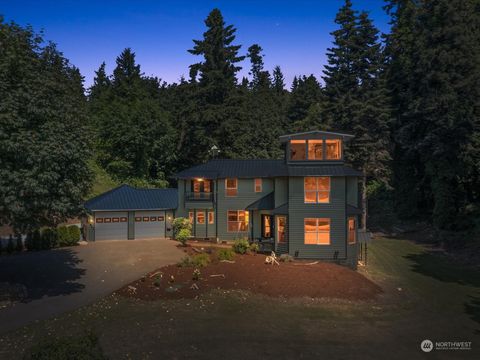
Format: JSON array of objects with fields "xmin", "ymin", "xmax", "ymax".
[{"xmin": 83, "ymin": 130, "xmax": 364, "ymax": 268}]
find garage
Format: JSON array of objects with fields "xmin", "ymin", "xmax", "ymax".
[
  {"xmin": 134, "ymin": 211, "xmax": 166, "ymax": 239},
  {"xmin": 94, "ymin": 211, "xmax": 128, "ymax": 240},
  {"xmin": 83, "ymin": 185, "xmax": 177, "ymax": 241}
]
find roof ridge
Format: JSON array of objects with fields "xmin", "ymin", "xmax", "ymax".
[{"xmin": 84, "ymin": 184, "xmax": 130, "ymax": 206}]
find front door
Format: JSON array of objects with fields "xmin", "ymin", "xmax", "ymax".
[{"xmin": 261, "ymin": 215, "xmax": 273, "ymax": 238}]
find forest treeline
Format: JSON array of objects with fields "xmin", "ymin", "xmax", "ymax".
[{"xmin": 1, "ymin": 0, "xmax": 479, "ymax": 249}]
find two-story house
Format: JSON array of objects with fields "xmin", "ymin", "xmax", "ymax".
[{"xmin": 83, "ymin": 130, "xmax": 364, "ymax": 268}]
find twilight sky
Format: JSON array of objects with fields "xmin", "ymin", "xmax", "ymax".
[{"xmin": 1, "ymin": 0, "xmax": 390, "ymax": 89}]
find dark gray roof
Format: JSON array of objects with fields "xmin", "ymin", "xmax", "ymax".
[
  {"xmin": 272, "ymin": 203, "xmax": 288, "ymax": 215},
  {"xmin": 245, "ymin": 192, "xmax": 275, "ymax": 211},
  {"xmin": 174, "ymin": 159, "xmax": 362, "ymax": 179},
  {"xmin": 84, "ymin": 185, "xmax": 178, "ymax": 211},
  {"xmin": 347, "ymin": 205, "xmax": 362, "ymax": 215}
]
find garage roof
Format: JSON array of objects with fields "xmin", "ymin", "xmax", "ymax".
[{"xmin": 85, "ymin": 185, "xmax": 178, "ymax": 211}]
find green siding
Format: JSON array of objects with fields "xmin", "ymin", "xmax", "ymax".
[
  {"xmin": 346, "ymin": 177, "xmax": 358, "ymax": 207},
  {"xmin": 287, "ymin": 176, "xmax": 347, "ymax": 259},
  {"xmin": 274, "ymin": 177, "xmax": 288, "ymax": 207},
  {"xmin": 275, "ymin": 215, "xmax": 288, "ymax": 255}
]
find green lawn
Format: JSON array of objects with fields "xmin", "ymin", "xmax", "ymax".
[{"xmin": 1, "ymin": 238, "xmax": 479, "ymax": 359}]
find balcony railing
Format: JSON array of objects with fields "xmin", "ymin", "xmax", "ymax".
[{"xmin": 186, "ymin": 192, "xmax": 214, "ymax": 202}]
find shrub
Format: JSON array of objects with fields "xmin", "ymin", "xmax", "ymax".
[
  {"xmin": 192, "ymin": 253, "xmax": 210, "ymax": 267},
  {"xmin": 24, "ymin": 332, "xmax": 107, "ymax": 360},
  {"xmin": 57, "ymin": 226, "xmax": 79, "ymax": 247},
  {"xmin": 217, "ymin": 248, "xmax": 235, "ymax": 261},
  {"xmin": 15, "ymin": 233, "xmax": 23, "ymax": 252},
  {"xmin": 279, "ymin": 254, "xmax": 294, "ymax": 262},
  {"xmin": 153, "ymin": 275, "xmax": 162, "ymax": 287},
  {"xmin": 177, "ymin": 256, "xmax": 193, "ymax": 267},
  {"xmin": 6, "ymin": 235, "xmax": 15, "ymax": 254},
  {"xmin": 172, "ymin": 217, "xmax": 192, "ymax": 238},
  {"xmin": 32, "ymin": 229, "xmax": 42, "ymax": 250},
  {"xmin": 192, "ymin": 268, "xmax": 201, "ymax": 281},
  {"xmin": 41, "ymin": 228, "xmax": 58, "ymax": 249},
  {"xmin": 232, "ymin": 238, "xmax": 250, "ymax": 254},
  {"xmin": 177, "ymin": 228, "xmax": 190, "ymax": 247},
  {"xmin": 249, "ymin": 242, "xmax": 260, "ymax": 254},
  {"xmin": 67, "ymin": 225, "xmax": 81, "ymax": 245},
  {"xmin": 24, "ymin": 232, "xmax": 34, "ymax": 251}
]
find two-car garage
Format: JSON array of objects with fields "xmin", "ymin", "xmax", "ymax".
[{"xmin": 83, "ymin": 185, "xmax": 178, "ymax": 241}]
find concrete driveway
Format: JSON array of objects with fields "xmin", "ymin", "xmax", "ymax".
[{"xmin": 0, "ymin": 239, "xmax": 183, "ymax": 334}]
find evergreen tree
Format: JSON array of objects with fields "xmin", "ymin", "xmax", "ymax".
[
  {"xmin": 287, "ymin": 75, "xmax": 323, "ymax": 131},
  {"xmin": 272, "ymin": 66, "xmax": 286, "ymax": 94},
  {"xmin": 246, "ymin": 44, "xmax": 271, "ymax": 90}
]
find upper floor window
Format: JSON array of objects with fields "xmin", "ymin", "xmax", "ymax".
[
  {"xmin": 192, "ymin": 178, "xmax": 211, "ymax": 193},
  {"xmin": 290, "ymin": 140, "xmax": 306, "ymax": 160},
  {"xmin": 225, "ymin": 178, "xmax": 238, "ymax": 197},
  {"xmin": 325, "ymin": 139, "xmax": 341, "ymax": 160},
  {"xmin": 304, "ymin": 177, "xmax": 330, "ymax": 203},
  {"xmin": 304, "ymin": 218, "xmax": 330, "ymax": 245},
  {"xmin": 254, "ymin": 178, "xmax": 262, "ymax": 192},
  {"xmin": 308, "ymin": 140, "xmax": 323, "ymax": 160}
]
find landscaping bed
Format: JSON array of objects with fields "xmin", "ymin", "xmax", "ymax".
[{"xmin": 116, "ymin": 247, "xmax": 382, "ymax": 301}]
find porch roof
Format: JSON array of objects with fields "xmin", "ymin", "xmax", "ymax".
[{"xmin": 245, "ymin": 192, "xmax": 275, "ymax": 211}]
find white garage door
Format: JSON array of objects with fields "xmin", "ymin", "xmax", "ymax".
[
  {"xmin": 94, "ymin": 211, "xmax": 128, "ymax": 240},
  {"xmin": 134, "ymin": 211, "xmax": 165, "ymax": 239}
]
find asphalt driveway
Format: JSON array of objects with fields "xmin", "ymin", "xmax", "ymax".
[{"xmin": 0, "ymin": 239, "xmax": 183, "ymax": 334}]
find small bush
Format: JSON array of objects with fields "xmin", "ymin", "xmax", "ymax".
[
  {"xmin": 6, "ymin": 235, "xmax": 15, "ymax": 254},
  {"xmin": 67, "ymin": 225, "xmax": 81, "ymax": 245},
  {"xmin": 24, "ymin": 332, "xmax": 107, "ymax": 360},
  {"xmin": 41, "ymin": 228, "xmax": 58, "ymax": 249},
  {"xmin": 249, "ymin": 242, "xmax": 260, "ymax": 254},
  {"xmin": 172, "ymin": 217, "xmax": 192, "ymax": 238},
  {"xmin": 192, "ymin": 253, "xmax": 210, "ymax": 267},
  {"xmin": 217, "ymin": 248, "xmax": 235, "ymax": 261},
  {"xmin": 192, "ymin": 268, "xmax": 201, "ymax": 281},
  {"xmin": 177, "ymin": 228, "xmax": 190, "ymax": 247},
  {"xmin": 153, "ymin": 275, "xmax": 162, "ymax": 287},
  {"xmin": 15, "ymin": 233, "xmax": 23, "ymax": 252},
  {"xmin": 177, "ymin": 256, "xmax": 193, "ymax": 267},
  {"xmin": 232, "ymin": 238, "xmax": 250, "ymax": 254},
  {"xmin": 57, "ymin": 226, "xmax": 70, "ymax": 247},
  {"xmin": 279, "ymin": 254, "xmax": 294, "ymax": 262}
]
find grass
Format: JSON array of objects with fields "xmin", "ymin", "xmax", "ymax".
[{"xmin": 0, "ymin": 238, "xmax": 479, "ymax": 359}]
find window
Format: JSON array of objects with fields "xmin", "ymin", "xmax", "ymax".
[
  {"xmin": 226, "ymin": 178, "xmax": 238, "ymax": 197},
  {"xmin": 277, "ymin": 216, "xmax": 286, "ymax": 243},
  {"xmin": 348, "ymin": 217, "xmax": 356, "ymax": 244},
  {"xmin": 254, "ymin": 178, "xmax": 262, "ymax": 192},
  {"xmin": 104, "ymin": 218, "xmax": 111, "ymax": 223},
  {"xmin": 290, "ymin": 140, "xmax": 306, "ymax": 160},
  {"xmin": 227, "ymin": 210, "xmax": 249, "ymax": 232},
  {"xmin": 304, "ymin": 177, "xmax": 330, "ymax": 203},
  {"xmin": 196, "ymin": 211, "xmax": 205, "ymax": 224},
  {"xmin": 308, "ymin": 140, "xmax": 323, "ymax": 160},
  {"xmin": 188, "ymin": 211, "xmax": 194, "ymax": 224},
  {"xmin": 158, "ymin": 216, "xmax": 165, "ymax": 221},
  {"xmin": 112, "ymin": 218, "xmax": 119, "ymax": 223},
  {"xmin": 304, "ymin": 218, "xmax": 330, "ymax": 245},
  {"xmin": 192, "ymin": 179, "xmax": 211, "ymax": 195},
  {"xmin": 208, "ymin": 211, "xmax": 214, "ymax": 224},
  {"xmin": 135, "ymin": 217, "xmax": 142, "ymax": 222},
  {"xmin": 143, "ymin": 217, "xmax": 150, "ymax": 222},
  {"xmin": 120, "ymin": 217, "xmax": 127, "ymax": 222},
  {"xmin": 325, "ymin": 139, "xmax": 341, "ymax": 160},
  {"xmin": 96, "ymin": 218, "xmax": 104, "ymax": 223},
  {"xmin": 150, "ymin": 216, "xmax": 156, "ymax": 221}
]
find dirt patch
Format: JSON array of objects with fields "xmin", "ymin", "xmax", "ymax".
[{"xmin": 116, "ymin": 252, "xmax": 382, "ymax": 301}]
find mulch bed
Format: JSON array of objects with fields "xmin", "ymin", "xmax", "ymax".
[{"xmin": 116, "ymin": 247, "xmax": 382, "ymax": 301}]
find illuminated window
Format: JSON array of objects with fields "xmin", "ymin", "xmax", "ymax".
[
  {"xmin": 277, "ymin": 216, "xmax": 286, "ymax": 243},
  {"xmin": 135, "ymin": 217, "xmax": 142, "ymax": 222},
  {"xmin": 325, "ymin": 139, "xmax": 341, "ymax": 160},
  {"xmin": 196, "ymin": 211, "xmax": 205, "ymax": 224},
  {"xmin": 290, "ymin": 140, "xmax": 306, "ymax": 160},
  {"xmin": 208, "ymin": 211, "xmax": 214, "ymax": 224},
  {"xmin": 304, "ymin": 177, "xmax": 330, "ymax": 203},
  {"xmin": 120, "ymin": 217, "xmax": 127, "ymax": 222},
  {"xmin": 254, "ymin": 178, "xmax": 262, "ymax": 192},
  {"xmin": 96, "ymin": 218, "xmax": 104, "ymax": 223},
  {"xmin": 304, "ymin": 218, "xmax": 330, "ymax": 245},
  {"xmin": 158, "ymin": 216, "xmax": 165, "ymax": 221},
  {"xmin": 188, "ymin": 211, "xmax": 193, "ymax": 224},
  {"xmin": 308, "ymin": 140, "xmax": 323, "ymax": 160},
  {"xmin": 192, "ymin": 179, "xmax": 211, "ymax": 197},
  {"xmin": 348, "ymin": 218, "xmax": 356, "ymax": 244},
  {"xmin": 226, "ymin": 178, "xmax": 238, "ymax": 197},
  {"xmin": 143, "ymin": 217, "xmax": 150, "ymax": 222},
  {"xmin": 227, "ymin": 210, "xmax": 249, "ymax": 232},
  {"xmin": 112, "ymin": 218, "xmax": 119, "ymax": 223}
]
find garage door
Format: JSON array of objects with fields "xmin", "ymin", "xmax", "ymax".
[
  {"xmin": 94, "ymin": 211, "xmax": 128, "ymax": 240},
  {"xmin": 134, "ymin": 211, "xmax": 165, "ymax": 239}
]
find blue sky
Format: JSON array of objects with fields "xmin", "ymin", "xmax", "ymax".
[{"xmin": 0, "ymin": 0, "xmax": 390, "ymax": 88}]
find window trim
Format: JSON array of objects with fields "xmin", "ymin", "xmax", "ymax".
[
  {"xmin": 225, "ymin": 178, "xmax": 238, "ymax": 197},
  {"xmin": 254, "ymin": 178, "xmax": 262, "ymax": 192},
  {"xmin": 196, "ymin": 211, "xmax": 205, "ymax": 225},
  {"xmin": 304, "ymin": 218, "xmax": 331, "ymax": 245},
  {"xmin": 348, "ymin": 217, "xmax": 356, "ymax": 244},
  {"xmin": 304, "ymin": 177, "xmax": 331, "ymax": 204},
  {"xmin": 227, "ymin": 210, "xmax": 249, "ymax": 232}
]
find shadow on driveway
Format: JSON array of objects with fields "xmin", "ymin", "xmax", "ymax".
[{"xmin": 0, "ymin": 248, "xmax": 85, "ymax": 302}]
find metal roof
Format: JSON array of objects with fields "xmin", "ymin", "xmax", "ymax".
[
  {"xmin": 174, "ymin": 159, "xmax": 362, "ymax": 179},
  {"xmin": 245, "ymin": 192, "xmax": 275, "ymax": 211},
  {"xmin": 272, "ymin": 203, "xmax": 288, "ymax": 215},
  {"xmin": 84, "ymin": 185, "xmax": 178, "ymax": 211}
]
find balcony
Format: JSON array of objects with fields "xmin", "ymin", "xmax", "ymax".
[{"xmin": 186, "ymin": 192, "xmax": 213, "ymax": 202}]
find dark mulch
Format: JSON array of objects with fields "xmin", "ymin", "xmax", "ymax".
[{"xmin": 116, "ymin": 250, "xmax": 382, "ymax": 301}]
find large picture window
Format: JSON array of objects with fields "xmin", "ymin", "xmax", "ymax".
[
  {"xmin": 225, "ymin": 178, "xmax": 238, "ymax": 197},
  {"xmin": 348, "ymin": 217, "xmax": 356, "ymax": 244},
  {"xmin": 227, "ymin": 210, "xmax": 249, "ymax": 232},
  {"xmin": 290, "ymin": 140, "xmax": 306, "ymax": 160},
  {"xmin": 304, "ymin": 177, "xmax": 330, "ymax": 203},
  {"xmin": 325, "ymin": 139, "xmax": 341, "ymax": 160},
  {"xmin": 308, "ymin": 140, "xmax": 323, "ymax": 160},
  {"xmin": 304, "ymin": 218, "xmax": 330, "ymax": 245}
]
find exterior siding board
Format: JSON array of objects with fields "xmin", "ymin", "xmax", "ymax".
[
  {"xmin": 274, "ymin": 177, "xmax": 288, "ymax": 207},
  {"xmin": 288, "ymin": 176, "xmax": 346, "ymax": 259},
  {"xmin": 346, "ymin": 177, "xmax": 358, "ymax": 207}
]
